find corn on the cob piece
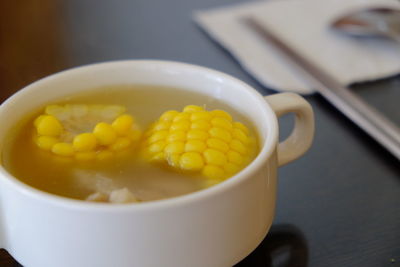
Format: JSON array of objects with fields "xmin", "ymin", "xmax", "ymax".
[
  {"xmin": 33, "ymin": 104, "xmax": 141, "ymax": 160},
  {"xmin": 142, "ymin": 105, "xmax": 258, "ymax": 182}
]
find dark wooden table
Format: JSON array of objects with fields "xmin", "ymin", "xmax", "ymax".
[{"xmin": 1, "ymin": 1, "xmax": 399, "ymax": 266}]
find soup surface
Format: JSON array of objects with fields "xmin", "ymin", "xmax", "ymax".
[{"xmin": 1, "ymin": 85, "xmax": 259, "ymax": 202}]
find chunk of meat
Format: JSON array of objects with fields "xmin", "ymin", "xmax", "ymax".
[{"xmin": 109, "ymin": 188, "xmax": 139, "ymax": 203}]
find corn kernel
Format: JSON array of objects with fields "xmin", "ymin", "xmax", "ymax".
[
  {"xmin": 165, "ymin": 141, "xmax": 185, "ymax": 155},
  {"xmin": 190, "ymin": 111, "xmax": 213, "ymax": 121},
  {"xmin": 190, "ymin": 120, "xmax": 210, "ymax": 130},
  {"xmin": 148, "ymin": 140, "xmax": 166, "ymax": 153},
  {"xmin": 36, "ymin": 115, "xmax": 63, "ymax": 136},
  {"xmin": 170, "ymin": 121, "xmax": 190, "ymax": 131},
  {"xmin": 203, "ymin": 149, "xmax": 227, "ymax": 166},
  {"xmin": 185, "ymin": 140, "xmax": 207, "ymax": 153},
  {"xmin": 167, "ymin": 131, "xmax": 186, "ymax": 142},
  {"xmin": 179, "ymin": 152, "xmax": 204, "ymax": 170},
  {"xmin": 73, "ymin": 133, "xmax": 97, "ymax": 152},
  {"xmin": 172, "ymin": 113, "xmax": 191, "ymax": 123},
  {"xmin": 160, "ymin": 110, "xmax": 179, "ymax": 121},
  {"xmin": 153, "ymin": 121, "xmax": 171, "ymax": 131},
  {"xmin": 187, "ymin": 130, "xmax": 208, "ymax": 140},
  {"xmin": 34, "ymin": 115, "xmax": 46, "ymax": 128},
  {"xmin": 233, "ymin": 122, "xmax": 249, "ymax": 135},
  {"xmin": 93, "ymin": 122, "xmax": 117, "ymax": 146},
  {"xmin": 148, "ymin": 130, "xmax": 168, "ymax": 144},
  {"xmin": 202, "ymin": 165, "xmax": 225, "ymax": 179},
  {"xmin": 211, "ymin": 117, "xmax": 232, "ymax": 131},
  {"xmin": 207, "ymin": 138, "xmax": 229, "ymax": 153},
  {"xmin": 97, "ymin": 150, "xmax": 114, "ymax": 160},
  {"xmin": 230, "ymin": 139, "xmax": 247, "ymax": 154},
  {"xmin": 209, "ymin": 127, "xmax": 232, "ymax": 142},
  {"xmin": 183, "ymin": 105, "xmax": 204, "ymax": 113},
  {"xmin": 211, "ymin": 110, "xmax": 232, "ymax": 121},
  {"xmin": 112, "ymin": 114, "xmax": 134, "ymax": 134},
  {"xmin": 232, "ymin": 128, "xmax": 248, "ymax": 144},
  {"xmin": 110, "ymin": 137, "xmax": 132, "ymax": 151},
  {"xmin": 75, "ymin": 151, "xmax": 96, "ymax": 161},
  {"xmin": 52, "ymin": 142, "xmax": 74, "ymax": 156},
  {"xmin": 227, "ymin": 150, "xmax": 244, "ymax": 165},
  {"xmin": 167, "ymin": 154, "xmax": 181, "ymax": 167},
  {"xmin": 35, "ymin": 136, "xmax": 59, "ymax": 150}
]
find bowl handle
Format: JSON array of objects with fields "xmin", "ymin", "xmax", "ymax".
[{"xmin": 264, "ymin": 93, "xmax": 314, "ymax": 166}]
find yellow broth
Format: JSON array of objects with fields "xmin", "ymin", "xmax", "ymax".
[{"xmin": 1, "ymin": 85, "xmax": 259, "ymax": 202}]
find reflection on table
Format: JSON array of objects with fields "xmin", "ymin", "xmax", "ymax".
[
  {"xmin": 236, "ymin": 224, "xmax": 308, "ymax": 267},
  {"xmin": 0, "ymin": 224, "xmax": 307, "ymax": 267}
]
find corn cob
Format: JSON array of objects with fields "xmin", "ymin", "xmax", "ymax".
[
  {"xmin": 142, "ymin": 105, "xmax": 258, "ymax": 184},
  {"xmin": 33, "ymin": 104, "xmax": 141, "ymax": 160}
]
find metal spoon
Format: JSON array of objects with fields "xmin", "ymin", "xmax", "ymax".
[{"xmin": 332, "ymin": 7, "xmax": 400, "ymax": 43}]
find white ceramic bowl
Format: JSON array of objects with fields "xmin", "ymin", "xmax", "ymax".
[{"xmin": 0, "ymin": 60, "xmax": 314, "ymax": 267}]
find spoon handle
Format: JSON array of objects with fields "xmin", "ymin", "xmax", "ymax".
[{"xmin": 244, "ymin": 17, "xmax": 400, "ymax": 160}]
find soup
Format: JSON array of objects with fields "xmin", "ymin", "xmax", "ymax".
[{"xmin": 1, "ymin": 85, "xmax": 259, "ymax": 203}]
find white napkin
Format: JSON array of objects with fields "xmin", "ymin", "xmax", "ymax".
[{"xmin": 194, "ymin": 0, "xmax": 400, "ymax": 94}]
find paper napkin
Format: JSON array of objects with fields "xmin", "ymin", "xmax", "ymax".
[{"xmin": 194, "ymin": 0, "xmax": 400, "ymax": 94}]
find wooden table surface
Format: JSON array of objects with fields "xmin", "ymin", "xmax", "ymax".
[{"xmin": 1, "ymin": 1, "xmax": 399, "ymax": 266}]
